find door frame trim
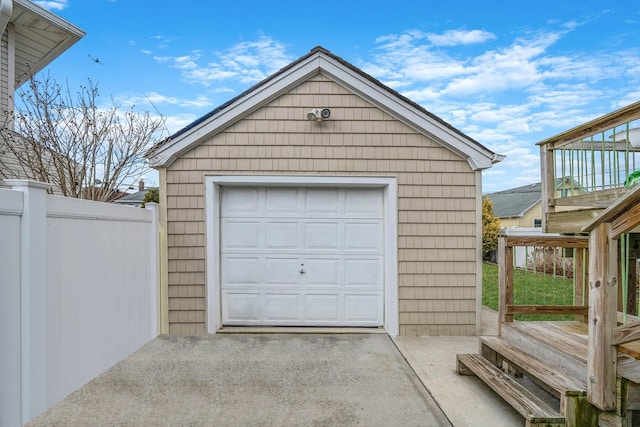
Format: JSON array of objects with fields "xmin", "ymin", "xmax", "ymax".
[{"xmin": 205, "ymin": 175, "xmax": 398, "ymax": 335}]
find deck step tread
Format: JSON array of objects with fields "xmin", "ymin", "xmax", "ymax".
[
  {"xmin": 457, "ymin": 353, "xmax": 565, "ymax": 425},
  {"xmin": 504, "ymin": 322, "xmax": 588, "ymax": 364},
  {"xmin": 481, "ymin": 336, "xmax": 587, "ymax": 398},
  {"xmin": 543, "ymin": 321, "xmax": 588, "ymax": 344}
]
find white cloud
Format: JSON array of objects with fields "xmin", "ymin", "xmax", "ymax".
[
  {"xmin": 427, "ymin": 29, "xmax": 496, "ymax": 46},
  {"xmin": 162, "ymin": 114, "xmax": 200, "ymax": 134},
  {"xmin": 155, "ymin": 35, "xmax": 294, "ymax": 87},
  {"xmin": 113, "ymin": 92, "xmax": 214, "ymax": 113},
  {"xmin": 33, "ymin": 0, "xmax": 68, "ymax": 10},
  {"xmin": 443, "ymin": 32, "xmax": 562, "ymax": 96},
  {"xmin": 615, "ymin": 90, "xmax": 640, "ymax": 109},
  {"xmin": 528, "ymin": 85, "xmax": 603, "ymax": 109}
]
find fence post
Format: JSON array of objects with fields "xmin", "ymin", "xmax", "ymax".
[
  {"xmin": 146, "ymin": 202, "xmax": 160, "ymax": 336},
  {"xmin": 0, "ymin": 187, "xmax": 24, "ymax": 427},
  {"xmin": 498, "ymin": 236, "xmax": 513, "ymax": 336},
  {"xmin": 574, "ymin": 247, "xmax": 587, "ymax": 322},
  {"xmin": 587, "ymin": 222, "xmax": 617, "ymax": 410},
  {"xmin": 6, "ymin": 179, "xmax": 54, "ymax": 424}
]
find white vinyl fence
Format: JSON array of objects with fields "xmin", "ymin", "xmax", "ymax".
[
  {"xmin": 502, "ymin": 227, "xmax": 559, "ymax": 268},
  {"xmin": 0, "ymin": 180, "xmax": 159, "ymax": 426}
]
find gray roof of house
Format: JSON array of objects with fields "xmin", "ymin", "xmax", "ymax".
[
  {"xmin": 114, "ymin": 188, "xmax": 157, "ymax": 204},
  {"xmin": 485, "ymin": 182, "xmax": 542, "ymax": 218}
]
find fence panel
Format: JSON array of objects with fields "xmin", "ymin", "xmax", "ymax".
[
  {"xmin": 2, "ymin": 180, "xmax": 159, "ymax": 425},
  {"xmin": 45, "ymin": 195, "xmax": 158, "ymax": 410}
]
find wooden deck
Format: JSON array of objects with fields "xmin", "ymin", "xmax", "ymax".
[
  {"xmin": 471, "ymin": 104, "xmax": 640, "ymax": 425},
  {"xmin": 457, "ymin": 320, "xmax": 640, "ymax": 426}
]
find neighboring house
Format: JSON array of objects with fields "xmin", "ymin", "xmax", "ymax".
[
  {"xmin": 485, "ymin": 182, "xmax": 544, "ymax": 229},
  {"xmin": 0, "ymin": 0, "xmax": 84, "ymax": 186},
  {"xmin": 114, "ymin": 180, "xmax": 157, "ymax": 207},
  {"xmin": 485, "ymin": 178, "xmax": 584, "ymax": 230},
  {"xmin": 148, "ymin": 46, "xmax": 504, "ymax": 337}
]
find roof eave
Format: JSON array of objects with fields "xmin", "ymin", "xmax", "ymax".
[
  {"xmin": 149, "ymin": 48, "xmax": 501, "ymax": 171},
  {"xmin": 12, "ymin": 0, "xmax": 86, "ymax": 87},
  {"xmin": 14, "ymin": 0, "xmax": 84, "ymax": 35}
]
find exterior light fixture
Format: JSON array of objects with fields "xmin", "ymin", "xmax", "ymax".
[{"xmin": 306, "ymin": 108, "xmax": 331, "ymax": 121}]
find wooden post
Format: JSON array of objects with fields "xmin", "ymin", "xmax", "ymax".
[
  {"xmin": 540, "ymin": 145, "xmax": 555, "ymax": 232},
  {"xmin": 628, "ymin": 258, "xmax": 638, "ymax": 316},
  {"xmin": 627, "ymin": 234, "xmax": 639, "ymax": 316},
  {"xmin": 574, "ymin": 247, "xmax": 587, "ymax": 322},
  {"xmin": 587, "ymin": 222, "xmax": 618, "ymax": 410},
  {"xmin": 498, "ymin": 236, "xmax": 513, "ymax": 337}
]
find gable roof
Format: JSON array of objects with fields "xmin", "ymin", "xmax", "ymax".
[
  {"xmin": 9, "ymin": 0, "xmax": 85, "ymax": 88},
  {"xmin": 485, "ymin": 182, "xmax": 542, "ymax": 218},
  {"xmin": 148, "ymin": 46, "xmax": 503, "ymax": 170}
]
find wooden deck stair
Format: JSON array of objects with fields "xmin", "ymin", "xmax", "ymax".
[
  {"xmin": 457, "ymin": 321, "xmax": 598, "ymax": 427},
  {"xmin": 457, "ymin": 353, "xmax": 565, "ymax": 426}
]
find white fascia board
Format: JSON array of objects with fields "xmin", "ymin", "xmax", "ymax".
[
  {"xmin": 316, "ymin": 57, "xmax": 498, "ymax": 171},
  {"xmin": 151, "ymin": 55, "xmax": 324, "ymax": 167},
  {"xmin": 13, "ymin": 0, "xmax": 84, "ymax": 37}
]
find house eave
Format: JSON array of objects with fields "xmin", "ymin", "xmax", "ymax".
[
  {"xmin": 149, "ymin": 48, "xmax": 500, "ymax": 171},
  {"xmin": 11, "ymin": 0, "xmax": 86, "ymax": 87}
]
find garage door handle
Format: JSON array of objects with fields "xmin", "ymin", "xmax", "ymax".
[{"xmin": 299, "ymin": 269, "xmax": 305, "ymax": 274}]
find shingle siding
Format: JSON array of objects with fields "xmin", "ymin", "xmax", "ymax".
[{"xmin": 164, "ymin": 73, "xmax": 478, "ymax": 336}]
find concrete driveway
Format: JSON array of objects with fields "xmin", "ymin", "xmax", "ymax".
[{"xmin": 27, "ymin": 334, "xmax": 452, "ymax": 427}]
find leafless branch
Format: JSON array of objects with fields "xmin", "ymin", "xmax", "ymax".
[{"xmin": 0, "ymin": 73, "xmax": 167, "ymax": 201}]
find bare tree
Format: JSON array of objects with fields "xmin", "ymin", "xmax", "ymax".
[{"xmin": 0, "ymin": 74, "xmax": 166, "ymax": 201}]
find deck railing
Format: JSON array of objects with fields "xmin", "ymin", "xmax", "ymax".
[
  {"xmin": 538, "ymin": 102, "xmax": 640, "ymax": 234},
  {"xmin": 497, "ymin": 235, "xmax": 590, "ymax": 334}
]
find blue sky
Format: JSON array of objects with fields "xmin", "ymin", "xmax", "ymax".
[{"xmin": 33, "ymin": 0, "xmax": 640, "ymax": 192}]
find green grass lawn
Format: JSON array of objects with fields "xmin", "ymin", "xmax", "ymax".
[{"xmin": 482, "ymin": 262, "xmax": 577, "ymax": 321}]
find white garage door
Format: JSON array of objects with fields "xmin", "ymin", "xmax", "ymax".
[{"xmin": 220, "ymin": 186, "xmax": 384, "ymax": 326}]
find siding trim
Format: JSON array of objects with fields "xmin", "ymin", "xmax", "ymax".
[{"xmin": 205, "ymin": 175, "xmax": 399, "ymax": 335}]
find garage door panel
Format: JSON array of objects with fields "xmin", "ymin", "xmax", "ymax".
[
  {"xmin": 344, "ymin": 258, "xmax": 383, "ymax": 288},
  {"xmin": 265, "ymin": 221, "xmax": 300, "ymax": 249},
  {"xmin": 344, "ymin": 222, "xmax": 383, "ymax": 251},
  {"xmin": 265, "ymin": 188, "xmax": 300, "ymax": 214},
  {"xmin": 265, "ymin": 257, "xmax": 301, "ymax": 285},
  {"xmin": 345, "ymin": 294, "xmax": 383, "ymax": 323},
  {"xmin": 222, "ymin": 256, "xmax": 261, "ymax": 285},
  {"xmin": 303, "ymin": 258, "xmax": 340, "ymax": 286},
  {"xmin": 264, "ymin": 294, "xmax": 301, "ymax": 321},
  {"xmin": 305, "ymin": 294, "xmax": 340, "ymax": 322},
  {"xmin": 222, "ymin": 188, "xmax": 260, "ymax": 214},
  {"xmin": 305, "ymin": 188, "xmax": 340, "ymax": 214},
  {"xmin": 222, "ymin": 220, "xmax": 261, "ymax": 250},
  {"xmin": 223, "ymin": 293, "xmax": 261, "ymax": 322},
  {"xmin": 305, "ymin": 222, "xmax": 340, "ymax": 250},
  {"xmin": 345, "ymin": 189, "xmax": 383, "ymax": 216}
]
